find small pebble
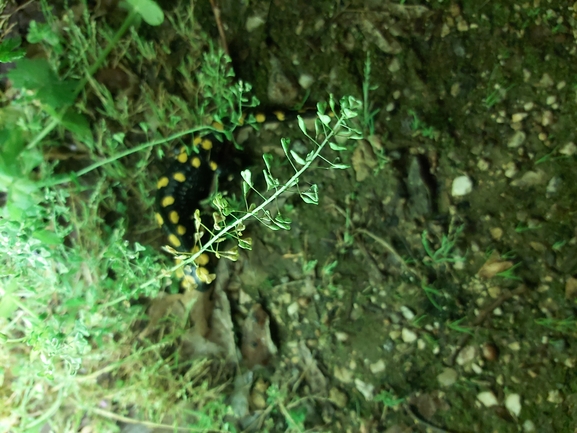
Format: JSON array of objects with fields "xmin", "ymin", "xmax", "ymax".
[
  {"xmin": 511, "ymin": 112, "xmax": 528, "ymax": 123},
  {"xmin": 507, "ymin": 131, "xmax": 526, "ymax": 148},
  {"xmin": 246, "ymin": 16, "xmax": 265, "ymax": 32},
  {"xmin": 451, "ymin": 175, "xmax": 473, "ymax": 196},
  {"xmin": 523, "ymin": 420, "xmax": 536, "ymax": 432},
  {"xmin": 477, "ymin": 391, "xmax": 498, "ymax": 407},
  {"xmin": 369, "ymin": 360, "xmax": 386, "ymax": 374},
  {"xmin": 401, "ymin": 328, "xmax": 417, "ymax": 343},
  {"xmin": 437, "ymin": 368, "xmax": 458, "ymax": 387},
  {"xmin": 354, "ymin": 378, "xmax": 374, "ymax": 400},
  {"xmin": 456, "ymin": 345, "xmax": 476, "ymax": 365},
  {"xmin": 298, "ymin": 73, "xmax": 314, "ymax": 90},
  {"xmin": 482, "ymin": 343, "xmax": 499, "ymax": 361},
  {"xmin": 490, "ymin": 227, "xmax": 503, "ymax": 240},
  {"xmin": 329, "ymin": 387, "xmax": 348, "ymax": 408},
  {"xmin": 505, "ymin": 393, "xmax": 521, "ymax": 416},
  {"xmin": 400, "ymin": 306, "xmax": 415, "ymax": 321},
  {"xmin": 560, "ymin": 142, "xmax": 577, "ymax": 156}
]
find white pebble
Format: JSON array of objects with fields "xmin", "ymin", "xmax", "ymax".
[
  {"xmin": 451, "ymin": 175, "xmax": 473, "ymax": 196},
  {"xmin": 505, "ymin": 393, "xmax": 521, "ymax": 416},
  {"xmin": 298, "ymin": 73, "xmax": 314, "ymax": 90},
  {"xmin": 401, "ymin": 328, "xmax": 417, "ymax": 343},
  {"xmin": 287, "ymin": 302, "xmax": 299, "ymax": 316},
  {"xmin": 245, "ymin": 16, "xmax": 265, "ymax": 32},
  {"xmin": 477, "ymin": 391, "xmax": 498, "ymax": 407},
  {"xmin": 369, "ymin": 360, "xmax": 386, "ymax": 374},
  {"xmin": 507, "ymin": 131, "xmax": 526, "ymax": 148},
  {"xmin": 437, "ymin": 368, "xmax": 458, "ymax": 387},
  {"xmin": 400, "ymin": 306, "xmax": 415, "ymax": 320}
]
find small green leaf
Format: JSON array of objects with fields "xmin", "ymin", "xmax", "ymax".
[
  {"xmin": 262, "ymin": 153, "xmax": 273, "ymax": 172},
  {"xmin": 62, "ymin": 110, "xmax": 91, "ymax": 141},
  {"xmin": 329, "ymin": 142, "xmax": 347, "ymax": 151},
  {"xmin": 0, "ymin": 37, "xmax": 25, "ymax": 63},
  {"xmin": 297, "ymin": 116, "xmax": 307, "ymax": 134},
  {"xmin": 318, "ymin": 113, "xmax": 331, "ymax": 125},
  {"xmin": 238, "ymin": 238, "xmax": 252, "ymax": 250},
  {"xmin": 0, "ymin": 294, "xmax": 18, "ymax": 319},
  {"xmin": 300, "ymin": 184, "xmax": 318, "ymax": 205},
  {"xmin": 280, "ymin": 137, "xmax": 291, "ymax": 156},
  {"xmin": 127, "ymin": 0, "xmax": 165, "ymax": 26},
  {"xmin": 290, "ymin": 150, "xmax": 305, "ymax": 166},
  {"xmin": 241, "ymin": 169, "xmax": 252, "ymax": 187},
  {"xmin": 273, "ymin": 213, "xmax": 292, "ymax": 230},
  {"xmin": 27, "ymin": 21, "xmax": 61, "ymax": 50},
  {"xmin": 263, "ymin": 170, "xmax": 279, "ymax": 190},
  {"xmin": 32, "ymin": 229, "xmax": 63, "ymax": 245}
]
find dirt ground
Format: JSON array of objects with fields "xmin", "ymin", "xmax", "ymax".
[{"xmin": 201, "ymin": 1, "xmax": 577, "ymax": 432}]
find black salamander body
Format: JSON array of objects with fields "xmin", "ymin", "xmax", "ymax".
[{"xmin": 155, "ymin": 109, "xmax": 316, "ymax": 291}]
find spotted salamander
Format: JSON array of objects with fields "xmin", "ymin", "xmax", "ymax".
[{"xmin": 155, "ymin": 109, "xmax": 300, "ymax": 292}]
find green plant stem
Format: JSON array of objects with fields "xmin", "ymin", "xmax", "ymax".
[
  {"xmin": 26, "ymin": 10, "xmax": 138, "ymax": 150},
  {"xmin": 40, "ymin": 124, "xmax": 216, "ymax": 188},
  {"xmin": 134, "ymin": 115, "xmax": 347, "ymax": 293}
]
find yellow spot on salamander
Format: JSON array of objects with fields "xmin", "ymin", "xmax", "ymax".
[
  {"xmin": 195, "ymin": 253, "xmax": 209, "ymax": 266},
  {"xmin": 196, "ymin": 266, "xmax": 216, "ymax": 284},
  {"xmin": 191, "ymin": 157, "xmax": 201, "ymax": 168},
  {"xmin": 157, "ymin": 176, "xmax": 169, "ymax": 189},
  {"xmin": 177, "ymin": 225, "xmax": 186, "ymax": 235},
  {"xmin": 273, "ymin": 110, "xmax": 286, "ymax": 121},
  {"xmin": 155, "ymin": 213, "xmax": 164, "ymax": 226},
  {"xmin": 161, "ymin": 196, "xmax": 175, "ymax": 207},
  {"xmin": 173, "ymin": 172, "xmax": 186, "ymax": 182},
  {"xmin": 212, "ymin": 121, "xmax": 224, "ymax": 131},
  {"xmin": 193, "ymin": 136, "xmax": 202, "ymax": 146},
  {"xmin": 181, "ymin": 274, "xmax": 198, "ymax": 291},
  {"xmin": 255, "ymin": 113, "xmax": 266, "ymax": 123},
  {"xmin": 209, "ymin": 161, "xmax": 218, "ymax": 171},
  {"xmin": 169, "ymin": 211, "xmax": 179, "ymax": 224},
  {"xmin": 168, "ymin": 234, "xmax": 181, "ymax": 247},
  {"xmin": 201, "ymin": 139, "xmax": 213, "ymax": 150},
  {"xmin": 177, "ymin": 152, "xmax": 188, "ymax": 163}
]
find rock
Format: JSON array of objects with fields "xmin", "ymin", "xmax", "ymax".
[
  {"xmin": 298, "ymin": 73, "xmax": 314, "ymax": 90},
  {"xmin": 246, "ymin": 16, "xmax": 265, "ymax": 32},
  {"xmin": 507, "ymin": 131, "xmax": 526, "ymax": 148},
  {"xmin": 369, "ymin": 360, "xmax": 386, "ymax": 374},
  {"xmin": 329, "ymin": 387, "xmax": 348, "ymax": 408},
  {"xmin": 560, "ymin": 142, "xmax": 577, "ymax": 156},
  {"xmin": 511, "ymin": 112, "xmax": 528, "ymax": 123},
  {"xmin": 400, "ymin": 305, "xmax": 415, "ymax": 321},
  {"xmin": 490, "ymin": 227, "xmax": 503, "ymax": 240},
  {"xmin": 451, "ymin": 175, "xmax": 473, "ymax": 196},
  {"xmin": 477, "ymin": 391, "xmax": 498, "ymax": 407},
  {"xmin": 334, "ymin": 366, "xmax": 353, "ymax": 383},
  {"xmin": 505, "ymin": 393, "xmax": 521, "ymax": 416},
  {"xmin": 456, "ymin": 345, "xmax": 476, "ymax": 365},
  {"xmin": 401, "ymin": 328, "xmax": 417, "ymax": 343},
  {"xmin": 523, "ymin": 420, "xmax": 536, "ymax": 432},
  {"xmin": 354, "ymin": 378, "xmax": 374, "ymax": 400},
  {"xmin": 510, "ymin": 169, "xmax": 546, "ymax": 187},
  {"xmin": 437, "ymin": 368, "xmax": 458, "ymax": 387}
]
